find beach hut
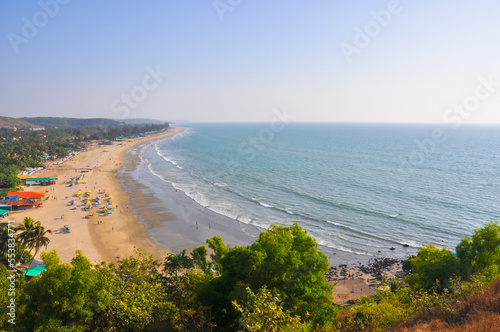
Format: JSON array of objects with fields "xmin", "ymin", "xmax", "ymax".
[
  {"xmin": 7, "ymin": 191, "xmax": 46, "ymax": 199},
  {"xmin": 21, "ymin": 260, "xmax": 46, "ymax": 277},
  {"xmin": 25, "ymin": 177, "xmax": 56, "ymax": 186}
]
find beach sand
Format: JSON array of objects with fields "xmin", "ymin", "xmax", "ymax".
[{"xmin": 8, "ymin": 128, "xmax": 183, "ymax": 264}]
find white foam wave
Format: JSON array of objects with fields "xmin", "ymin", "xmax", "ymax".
[
  {"xmin": 316, "ymin": 238, "xmax": 374, "ymax": 256},
  {"xmin": 251, "ymin": 197, "xmax": 273, "ymax": 208},
  {"xmin": 147, "ymin": 162, "xmax": 171, "ymax": 184},
  {"xmin": 159, "ymin": 155, "xmax": 183, "ymax": 170}
]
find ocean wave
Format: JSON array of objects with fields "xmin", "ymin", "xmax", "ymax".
[
  {"xmin": 315, "ymin": 238, "xmax": 374, "ymax": 256},
  {"xmin": 170, "ymin": 127, "xmax": 192, "ymax": 141},
  {"xmin": 251, "ymin": 197, "xmax": 273, "ymax": 208},
  {"xmin": 242, "ymin": 175, "xmax": 411, "ymax": 223},
  {"xmin": 147, "ymin": 162, "xmax": 171, "ymax": 184},
  {"xmin": 158, "ymin": 155, "xmax": 183, "ymax": 170}
]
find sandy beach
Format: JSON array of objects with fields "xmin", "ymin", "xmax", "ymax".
[
  {"xmin": 8, "ymin": 128, "xmax": 183, "ymax": 264},
  {"xmin": 7, "ymin": 125, "xmax": 405, "ymax": 305}
]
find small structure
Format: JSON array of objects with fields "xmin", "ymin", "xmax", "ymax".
[
  {"xmin": 0, "ymin": 198, "xmax": 42, "ymax": 210},
  {"xmin": 21, "ymin": 260, "xmax": 46, "ymax": 277},
  {"xmin": 7, "ymin": 191, "xmax": 46, "ymax": 199},
  {"xmin": 29, "ymin": 126, "xmax": 45, "ymax": 131},
  {"xmin": 25, "ymin": 177, "xmax": 56, "ymax": 186}
]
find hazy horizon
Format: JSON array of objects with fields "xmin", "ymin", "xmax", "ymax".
[{"xmin": 1, "ymin": 1, "xmax": 500, "ymax": 124}]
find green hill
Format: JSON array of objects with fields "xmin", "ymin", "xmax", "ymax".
[
  {"xmin": 119, "ymin": 118, "xmax": 167, "ymax": 125},
  {"xmin": 20, "ymin": 117, "xmax": 124, "ymax": 129},
  {"xmin": 0, "ymin": 116, "xmax": 128, "ymax": 129},
  {"xmin": 0, "ymin": 116, "xmax": 33, "ymax": 129}
]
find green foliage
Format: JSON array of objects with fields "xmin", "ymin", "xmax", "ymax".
[
  {"xmin": 162, "ymin": 246, "xmax": 216, "ymax": 330},
  {"xmin": 0, "ymin": 163, "xmax": 21, "ymax": 188},
  {"xmin": 343, "ymin": 221, "xmax": 500, "ymax": 331},
  {"xmin": 2, "ymin": 220, "xmax": 498, "ymax": 331},
  {"xmin": 233, "ymin": 286, "xmax": 306, "ymax": 332},
  {"xmin": 199, "ymin": 223, "xmax": 338, "ymax": 330},
  {"xmin": 405, "ymin": 244, "xmax": 459, "ymax": 292},
  {"xmin": 457, "ymin": 221, "xmax": 500, "ymax": 279},
  {"xmin": 0, "ymin": 121, "xmax": 170, "ymax": 188},
  {"xmin": 0, "ymin": 225, "xmax": 33, "ymax": 266},
  {"xmin": 19, "ymin": 250, "xmax": 112, "ymax": 331},
  {"xmin": 340, "ymin": 279, "xmax": 416, "ymax": 332},
  {"xmin": 0, "ymin": 265, "xmax": 26, "ymax": 330},
  {"xmin": 92, "ymin": 261, "xmax": 178, "ymax": 331},
  {"xmin": 15, "ymin": 217, "xmax": 52, "ymax": 274}
]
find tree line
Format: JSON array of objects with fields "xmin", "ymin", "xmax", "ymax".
[{"xmin": 0, "ymin": 123, "xmax": 170, "ymax": 188}]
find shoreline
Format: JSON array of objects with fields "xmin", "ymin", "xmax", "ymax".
[
  {"xmin": 119, "ymin": 135, "xmax": 263, "ymax": 253},
  {"xmin": 117, "ymin": 137, "xmax": 408, "ymax": 304},
  {"xmin": 8, "ymin": 128, "xmax": 183, "ymax": 264},
  {"xmin": 8, "ymin": 125, "xmax": 407, "ymax": 304}
]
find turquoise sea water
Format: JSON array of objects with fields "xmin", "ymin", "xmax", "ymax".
[{"xmin": 142, "ymin": 123, "xmax": 500, "ymax": 260}]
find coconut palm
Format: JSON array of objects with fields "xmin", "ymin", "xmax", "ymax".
[
  {"xmin": 26, "ymin": 223, "xmax": 52, "ymax": 272},
  {"xmin": 16, "ymin": 216, "xmax": 52, "ymax": 273},
  {"xmin": 0, "ymin": 227, "xmax": 11, "ymax": 263},
  {"xmin": 15, "ymin": 216, "xmax": 37, "ymax": 264}
]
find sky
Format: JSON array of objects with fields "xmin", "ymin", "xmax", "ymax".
[{"xmin": 1, "ymin": 0, "xmax": 500, "ymax": 123}]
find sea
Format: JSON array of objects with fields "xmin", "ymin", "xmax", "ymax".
[{"xmin": 131, "ymin": 123, "xmax": 500, "ymax": 262}]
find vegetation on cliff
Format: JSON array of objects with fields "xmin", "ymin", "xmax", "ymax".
[{"xmin": 0, "ymin": 221, "xmax": 498, "ymax": 331}]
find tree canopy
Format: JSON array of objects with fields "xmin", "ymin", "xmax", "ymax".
[{"xmin": 199, "ymin": 223, "xmax": 338, "ymax": 330}]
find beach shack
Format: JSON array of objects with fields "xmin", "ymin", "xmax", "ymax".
[
  {"xmin": 0, "ymin": 198, "xmax": 42, "ymax": 210},
  {"xmin": 0, "ymin": 205, "xmax": 11, "ymax": 217},
  {"xmin": 0, "ymin": 191, "xmax": 46, "ymax": 211},
  {"xmin": 7, "ymin": 191, "xmax": 46, "ymax": 199},
  {"xmin": 25, "ymin": 177, "xmax": 56, "ymax": 186}
]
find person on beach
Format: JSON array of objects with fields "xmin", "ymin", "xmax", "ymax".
[{"xmin": 196, "ymin": 222, "xmax": 198, "ymax": 230}]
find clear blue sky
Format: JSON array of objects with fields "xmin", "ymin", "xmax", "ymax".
[{"xmin": 1, "ymin": 0, "xmax": 500, "ymax": 123}]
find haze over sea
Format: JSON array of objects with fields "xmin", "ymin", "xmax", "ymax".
[{"xmin": 139, "ymin": 123, "xmax": 500, "ymax": 261}]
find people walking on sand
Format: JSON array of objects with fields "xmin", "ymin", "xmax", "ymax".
[{"xmin": 196, "ymin": 222, "xmax": 198, "ymax": 230}]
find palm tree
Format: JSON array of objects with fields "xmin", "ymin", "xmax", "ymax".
[
  {"xmin": 16, "ymin": 216, "xmax": 52, "ymax": 273},
  {"xmin": 15, "ymin": 217, "xmax": 36, "ymax": 264},
  {"xmin": 26, "ymin": 223, "xmax": 52, "ymax": 273},
  {"xmin": 0, "ymin": 227, "xmax": 11, "ymax": 264}
]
